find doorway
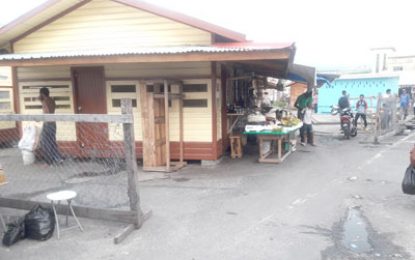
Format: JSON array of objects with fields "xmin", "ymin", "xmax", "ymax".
[{"xmin": 71, "ymin": 67, "xmax": 108, "ymax": 155}]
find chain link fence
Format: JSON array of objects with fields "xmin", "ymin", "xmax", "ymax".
[
  {"xmin": 371, "ymin": 94, "xmax": 400, "ymax": 143},
  {"xmin": 0, "ymin": 99, "xmax": 144, "ymax": 243}
]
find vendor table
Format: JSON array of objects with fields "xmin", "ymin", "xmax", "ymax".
[{"xmin": 244, "ymin": 124, "xmax": 302, "ymax": 164}]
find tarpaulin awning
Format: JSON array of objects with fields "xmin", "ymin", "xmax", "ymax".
[{"xmin": 286, "ymin": 64, "xmax": 316, "ymax": 86}]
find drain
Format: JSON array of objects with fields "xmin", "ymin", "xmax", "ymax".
[{"xmin": 341, "ymin": 208, "xmax": 372, "ymax": 253}]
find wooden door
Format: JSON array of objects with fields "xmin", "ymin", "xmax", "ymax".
[
  {"xmin": 140, "ymin": 84, "xmax": 167, "ymax": 168},
  {"xmin": 72, "ymin": 67, "xmax": 108, "ymax": 156}
]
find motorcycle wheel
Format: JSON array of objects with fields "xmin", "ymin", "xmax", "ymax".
[
  {"xmin": 351, "ymin": 126, "xmax": 357, "ymax": 137},
  {"xmin": 344, "ymin": 124, "xmax": 351, "ymax": 139}
]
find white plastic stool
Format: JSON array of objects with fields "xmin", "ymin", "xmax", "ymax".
[{"xmin": 46, "ymin": 190, "xmax": 83, "ymax": 239}]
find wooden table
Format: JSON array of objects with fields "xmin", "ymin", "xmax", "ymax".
[{"xmin": 244, "ymin": 125, "xmax": 301, "ymax": 164}]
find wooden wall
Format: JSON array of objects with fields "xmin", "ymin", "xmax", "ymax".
[
  {"xmin": 16, "ymin": 62, "xmax": 221, "ymax": 160},
  {"xmin": 13, "ymin": 0, "xmax": 212, "ymax": 53}
]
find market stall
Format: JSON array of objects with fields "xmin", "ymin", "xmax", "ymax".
[
  {"xmin": 243, "ymin": 117, "xmax": 302, "ymax": 164},
  {"xmin": 244, "ymin": 124, "xmax": 302, "ymax": 163},
  {"xmin": 226, "ymin": 75, "xmax": 302, "ymax": 163}
]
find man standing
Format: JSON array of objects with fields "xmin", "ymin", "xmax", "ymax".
[
  {"xmin": 400, "ymin": 89, "xmax": 410, "ymax": 120},
  {"xmin": 355, "ymin": 94, "xmax": 368, "ymax": 129},
  {"xmin": 338, "ymin": 90, "xmax": 350, "ymax": 110},
  {"xmin": 294, "ymin": 89, "xmax": 312, "ymax": 120},
  {"xmin": 39, "ymin": 87, "xmax": 62, "ymax": 165}
]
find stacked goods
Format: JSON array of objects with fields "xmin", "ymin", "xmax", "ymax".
[{"xmin": 281, "ymin": 117, "xmax": 301, "ymax": 127}]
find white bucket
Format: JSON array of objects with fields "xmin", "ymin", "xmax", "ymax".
[{"xmin": 22, "ymin": 150, "xmax": 35, "ymax": 165}]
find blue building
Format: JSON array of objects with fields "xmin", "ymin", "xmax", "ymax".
[{"xmin": 318, "ymin": 75, "xmax": 399, "ymax": 113}]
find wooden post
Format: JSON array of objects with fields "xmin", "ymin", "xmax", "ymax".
[
  {"xmin": 178, "ymin": 83, "xmax": 184, "ymax": 164},
  {"xmin": 121, "ymin": 99, "xmax": 144, "ymax": 228},
  {"xmin": 163, "ymin": 81, "xmax": 170, "ymax": 171},
  {"xmin": 374, "ymin": 93, "xmax": 382, "ymax": 144},
  {"xmin": 211, "ymin": 62, "xmax": 218, "ymax": 160}
]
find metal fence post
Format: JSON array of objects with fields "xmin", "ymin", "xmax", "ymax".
[{"xmin": 121, "ymin": 99, "xmax": 144, "ymax": 228}]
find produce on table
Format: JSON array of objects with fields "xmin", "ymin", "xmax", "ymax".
[{"xmin": 280, "ymin": 117, "xmax": 301, "ymax": 127}]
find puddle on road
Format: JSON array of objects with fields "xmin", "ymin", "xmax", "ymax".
[
  {"xmin": 172, "ymin": 177, "xmax": 190, "ymax": 182},
  {"xmin": 341, "ymin": 208, "xmax": 372, "ymax": 254},
  {"xmin": 304, "ymin": 207, "xmax": 411, "ymax": 259}
]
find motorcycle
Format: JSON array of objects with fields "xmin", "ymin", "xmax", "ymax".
[{"xmin": 331, "ymin": 106, "xmax": 357, "ymax": 139}]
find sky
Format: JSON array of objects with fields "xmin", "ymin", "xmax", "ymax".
[{"xmin": 1, "ymin": 0, "xmax": 415, "ymax": 71}]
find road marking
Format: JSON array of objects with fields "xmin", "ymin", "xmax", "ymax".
[{"xmin": 359, "ymin": 132, "xmax": 415, "ymax": 169}]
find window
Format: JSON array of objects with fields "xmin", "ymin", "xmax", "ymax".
[
  {"xmin": 0, "ymin": 88, "xmax": 12, "ymax": 112},
  {"xmin": 19, "ymin": 82, "xmax": 73, "ymax": 113},
  {"xmin": 107, "ymin": 82, "xmax": 139, "ymax": 111},
  {"xmin": 183, "ymin": 99, "xmax": 208, "ymax": 108},
  {"xmin": 181, "ymin": 82, "xmax": 209, "ymax": 110},
  {"xmin": 111, "ymin": 85, "xmax": 136, "ymax": 93},
  {"xmin": 112, "ymin": 99, "xmax": 137, "ymax": 108},
  {"xmin": 183, "ymin": 84, "xmax": 207, "ymax": 92}
]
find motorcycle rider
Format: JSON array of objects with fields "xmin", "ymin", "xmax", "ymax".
[
  {"xmin": 338, "ymin": 90, "xmax": 350, "ymax": 110},
  {"xmin": 338, "ymin": 90, "xmax": 350, "ymax": 129}
]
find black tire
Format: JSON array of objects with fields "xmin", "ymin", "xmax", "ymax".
[
  {"xmin": 344, "ymin": 124, "xmax": 351, "ymax": 139},
  {"xmin": 351, "ymin": 126, "xmax": 357, "ymax": 137}
]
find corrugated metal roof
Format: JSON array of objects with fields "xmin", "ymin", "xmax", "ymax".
[{"xmin": 0, "ymin": 44, "xmax": 293, "ymax": 61}]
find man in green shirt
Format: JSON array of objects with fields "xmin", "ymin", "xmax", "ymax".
[{"xmin": 294, "ymin": 89, "xmax": 313, "ymax": 120}]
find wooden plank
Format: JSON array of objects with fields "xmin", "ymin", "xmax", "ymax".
[
  {"xmin": 164, "ymin": 80, "xmax": 170, "ymax": 171},
  {"xmin": 154, "ymin": 116, "xmax": 165, "ymax": 124},
  {"xmin": 140, "ymin": 86, "xmax": 152, "ymax": 167},
  {"xmin": 211, "ymin": 62, "xmax": 218, "ymax": 159},
  {"xmin": 0, "ymin": 113, "xmax": 133, "ymax": 123},
  {"xmin": 122, "ymin": 99, "xmax": 144, "ymax": 228},
  {"xmin": 0, "ymin": 197, "xmax": 138, "ymax": 224},
  {"xmin": 114, "ymin": 224, "xmax": 135, "ymax": 244},
  {"xmin": 155, "ymin": 139, "xmax": 166, "ymax": 146},
  {"xmin": 178, "ymin": 83, "xmax": 184, "ymax": 164}
]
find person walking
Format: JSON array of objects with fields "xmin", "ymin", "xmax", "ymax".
[
  {"xmin": 355, "ymin": 94, "xmax": 368, "ymax": 129},
  {"xmin": 300, "ymin": 103, "xmax": 315, "ymax": 146},
  {"xmin": 39, "ymin": 87, "xmax": 62, "ymax": 165},
  {"xmin": 400, "ymin": 89, "xmax": 410, "ymax": 120},
  {"xmin": 382, "ymin": 89, "xmax": 393, "ymax": 129}
]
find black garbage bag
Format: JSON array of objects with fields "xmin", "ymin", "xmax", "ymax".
[
  {"xmin": 2, "ymin": 217, "xmax": 25, "ymax": 246},
  {"xmin": 402, "ymin": 165, "xmax": 415, "ymax": 194},
  {"xmin": 24, "ymin": 205, "xmax": 55, "ymax": 241}
]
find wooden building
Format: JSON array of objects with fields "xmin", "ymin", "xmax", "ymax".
[{"xmin": 0, "ymin": 0, "xmax": 296, "ymax": 164}]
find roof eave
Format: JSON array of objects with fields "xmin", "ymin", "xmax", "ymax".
[
  {"xmin": 0, "ymin": 49, "xmax": 292, "ymax": 67},
  {"xmin": 0, "ymin": 0, "xmax": 61, "ymax": 34}
]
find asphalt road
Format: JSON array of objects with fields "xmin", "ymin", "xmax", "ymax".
[{"xmin": 1, "ymin": 130, "xmax": 415, "ymax": 260}]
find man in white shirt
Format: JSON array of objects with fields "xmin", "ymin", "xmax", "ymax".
[{"xmin": 300, "ymin": 103, "xmax": 315, "ymax": 146}]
